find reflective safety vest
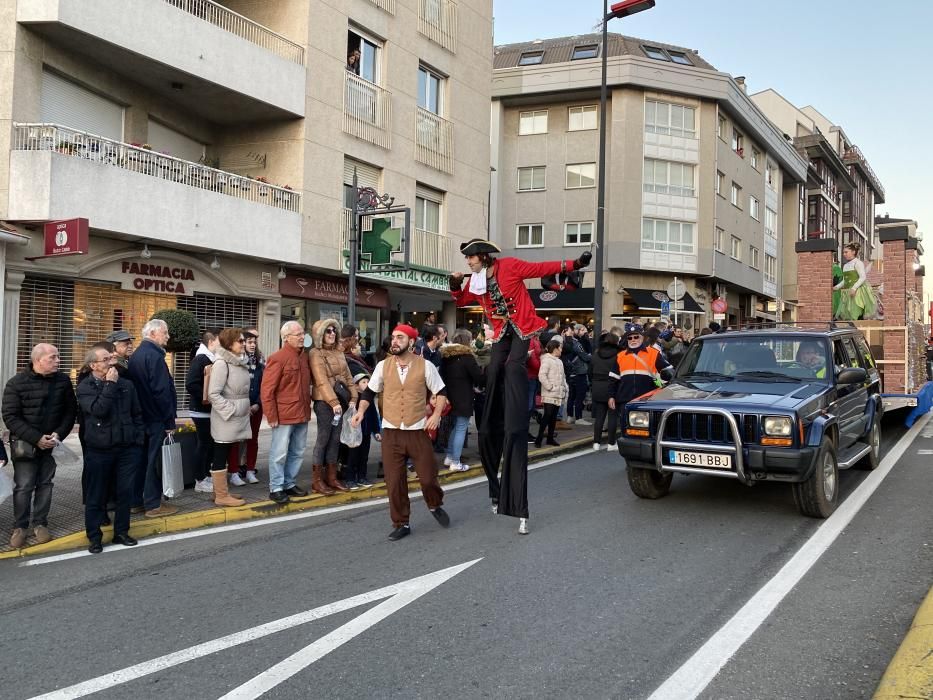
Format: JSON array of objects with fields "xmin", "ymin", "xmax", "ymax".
[{"xmin": 614, "ymin": 346, "xmax": 663, "ymax": 379}]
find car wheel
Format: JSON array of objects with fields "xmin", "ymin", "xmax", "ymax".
[
  {"xmin": 626, "ymin": 462, "xmax": 673, "ymax": 500},
  {"xmin": 792, "ymin": 440, "xmax": 838, "ymax": 518},
  {"xmin": 857, "ymin": 415, "xmax": 881, "ymax": 471}
]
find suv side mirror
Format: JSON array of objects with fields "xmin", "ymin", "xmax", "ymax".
[{"xmin": 837, "ymin": 367, "xmax": 867, "ymax": 385}]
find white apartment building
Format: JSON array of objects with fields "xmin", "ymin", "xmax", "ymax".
[
  {"xmin": 0, "ymin": 0, "xmax": 493, "ymax": 404},
  {"xmin": 490, "ymin": 34, "xmax": 808, "ymax": 330}
]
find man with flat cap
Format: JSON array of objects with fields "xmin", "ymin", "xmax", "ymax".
[
  {"xmin": 450, "ymin": 238, "xmax": 591, "ymax": 534},
  {"xmin": 105, "ymin": 330, "xmax": 135, "ymax": 376}
]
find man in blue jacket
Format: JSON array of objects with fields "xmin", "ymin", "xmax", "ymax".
[{"xmin": 127, "ymin": 319, "xmax": 179, "ymax": 518}]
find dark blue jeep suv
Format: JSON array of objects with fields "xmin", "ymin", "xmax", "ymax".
[{"xmin": 617, "ymin": 327, "xmax": 882, "ymax": 517}]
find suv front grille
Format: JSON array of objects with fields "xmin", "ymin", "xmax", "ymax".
[{"xmin": 651, "ymin": 411, "xmax": 759, "ymax": 445}]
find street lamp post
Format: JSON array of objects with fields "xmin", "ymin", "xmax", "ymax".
[{"xmin": 594, "ymin": 0, "xmax": 656, "ymax": 328}]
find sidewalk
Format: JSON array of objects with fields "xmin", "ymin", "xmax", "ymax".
[{"xmin": 0, "ymin": 417, "xmax": 597, "ymax": 557}]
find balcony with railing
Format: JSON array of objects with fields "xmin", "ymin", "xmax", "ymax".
[
  {"xmin": 415, "ymin": 108, "xmax": 454, "ymax": 174},
  {"xmin": 418, "ymin": 0, "xmax": 458, "ymax": 53},
  {"xmin": 842, "ymin": 145, "xmax": 886, "ymax": 203},
  {"xmin": 343, "ymin": 73, "xmax": 393, "ymax": 149},
  {"xmin": 366, "ymin": 0, "xmax": 397, "ymax": 14},
  {"xmin": 17, "ymin": 0, "xmax": 306, "ymax": 122},
  {"xmin": 341, "ymin": 209, "xmax": 451, "ymax": 272},
  {"xmin": 9, "ymin": 124, "xmax": 302, "ymax": 262}
]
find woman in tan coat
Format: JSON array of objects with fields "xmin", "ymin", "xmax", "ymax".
[
  {"xmin": 207, "ymin": 328, "xmax": 250, "ymax": 507},
  {"xmin": 308, "ymin": 318, "xmax": 358, "ymax": 495},
  {"xmin": 534, "ymin": 339, "xmax": 567, "ymax": 448}
]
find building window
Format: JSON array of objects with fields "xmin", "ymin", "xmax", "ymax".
[
  {"xmin": 566, "ymin": 162, "xmax": 596, "ymax": 189},
  {"xmin": 732, "ymin": 127, "xmax": 744, "ymax": 156},
  {"xmin": 715, "ymin": 227, "xmax": 724, "ymax": 252},
  {"xmin": 730, "ymin": 236, "xmax": 742, "ymax": 261},
  {"xmin": 641, "ymin": 218, "xmax": 695, "ymax": 254},
  {"xmin": 749, "ymin": 246, "xmax": 760, "ymax": 269},
  {"xmin": 518, "ymin": 51, "xmax": 544, "ymax": 66},
  {"xmin": 731, "ymin": 182, "xmax": 742, "ymax": 208},
  {"xmin": 750, "ymin": 196, "xmax": 760, "ymax": 221},
  {"xmin": 718, "ymin": 114, "xmax": 726, "ymax": 140},
  {"xmin": 668, "ymin": 50, "xmax": 693, "ymax": 65},
  {"xmin": 347, "ymin": 30, "xmax": 381, "ymax": 84},
  {"xmin": 564, "ymin": 221, "xmax": 593, "ymax": 246},
  {"xmin": 517, "ymin": 224, "xmax": 544, "ymax": 247},
  {"xmin": 643, "ymin": 46, "xmax": 670, "ymax": 61},
  {"xmin": 765, "ymin": 254, "xmax": 777, "ymax": 283},
  {"xmin": 415, "ymin": 188, "xmax": 443, "ymax": 234},
  {"xmin": 766, "ymin": 162, "xmax": 776, "ymax": 188},
  {"xmin": 645, "ymin": 100, "xmax": 696, "ymax": 138},
  {"xmin": 751, "ymin": 148, "xmax": 760, "ymax": 170},
  {"xmin": 716, "ymin": 171, "xmax": 725, "ymax": 197},
  {"xmin": 765, "ymin": 207, "xmax": 778, "ymax": 238},
  {"xmin": 519, "ymin": 109, "xmax": 548, "ymax": 135},
  {"xmin": 517, "ymin": 166, "xmax": 546, "ymax": 191},
  {"xmin": 417, "ymin": 65, "xmax": 444, "ymax": 114},
  {"xmin": 643, "ymin": 159, "xmax": 695, "ymax": 197},
  {"xmin": 568, "ymin": 105, "xmax": 597, "ymax": 131},
  {"xmin": 571, "ymin": 45, "xmax": 599, "ymax": 60}
]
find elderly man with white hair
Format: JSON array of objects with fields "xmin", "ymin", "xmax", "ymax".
[
  {"xmin": 126, "ymin": 318, "xmax": 179, "ymax": 518},
  {"xmin": 2, "ymin": 343, "xmax": 77, "ymax": 549},
  {"xmin": 259, "ymin": 321, "xmax": 313, "ymax": 504}
]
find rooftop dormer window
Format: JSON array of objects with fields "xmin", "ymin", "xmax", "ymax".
[
  {"xmin": 667, "ymin": 50, "xmax": 692, "ymax": 65},
  {"xmin": 518, "ymin": 51, "xmax": 544, "ymax": 66},
  {"xmin": 571, "ymin": 44, "xmax": 599, "ymax": 60},
  {"xmin": 642, "ymin": 46, "xmax": 670, "ymax": 61}
]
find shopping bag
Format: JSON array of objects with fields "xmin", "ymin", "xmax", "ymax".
[
  {"xmin": 161, "ymin": 434, "xmax": 184, "ymax": 499},
  {"xmin": 0, "ymin": 469, "xmax": 13, "ymax": 507},
  {"xmin": 340, "ymin": 406, "xmax": 363, "ymax": 448}
]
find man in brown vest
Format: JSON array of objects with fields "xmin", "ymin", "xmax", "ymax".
[{"xmin": 351, "ymin": 324, "xmax": 449, "ymax": 541}]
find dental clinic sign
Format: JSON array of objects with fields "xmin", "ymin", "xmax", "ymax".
[{"xmin": 43, "ymin": 218, "xmax": 89, "ymax": 257}]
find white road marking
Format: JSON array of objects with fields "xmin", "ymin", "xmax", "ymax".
[
  {"xmin": 26, "ymin": 559, "xmax": 481, "ymax": 700},
  {"xmin": 647, "ymin": 411, "xmax": 931, "ymax": 700},
  {"xmin": 19, "ymin": 449, "xmax": 588, "ymax": 566},
  {"xmin": 19, "ymin": 448, "xmax": 593, "ymax": 567},
  {"xmin": 915, "ymin": 449, "xmax": 933, "ymax": 455}
]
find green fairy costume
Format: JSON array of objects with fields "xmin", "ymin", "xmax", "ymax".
[{"xmin": 834, "ymin": 258, "xmax": 876, "ymax": 320}]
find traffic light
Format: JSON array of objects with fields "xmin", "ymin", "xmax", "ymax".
[{"xmin": 608, "ymin": 0, "xmax": 656, "ymax": 19}]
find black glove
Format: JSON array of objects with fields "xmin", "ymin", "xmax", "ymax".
[
  {"xmin": 449, "ymin": 274, "xmax": 463, "ymax": 291},
  {"xmin": 573, "ymin": 251, "xmax": 592, "ymax": 270}
]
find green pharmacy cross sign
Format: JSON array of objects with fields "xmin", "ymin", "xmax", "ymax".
[{"xmin": 354, "ymin": 208, "xmax": 410, "ymax": 272}]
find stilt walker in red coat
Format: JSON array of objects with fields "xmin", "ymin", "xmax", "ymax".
[{"xmin": 450, "ymin": 239, "xmax": 591, "ymax": 534}]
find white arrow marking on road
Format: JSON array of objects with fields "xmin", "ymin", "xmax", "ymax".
[{"xmin": 27, "ymin": 559, "xmax": 481, "ymax": 700}]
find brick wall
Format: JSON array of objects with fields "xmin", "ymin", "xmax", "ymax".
[
  {"xmin": 795, "ymin": 249, "xmax": 834, "ymax": 324},
  {"xmin": 882, "ymin": 238, "xmax": 906, "ymax": 393}
]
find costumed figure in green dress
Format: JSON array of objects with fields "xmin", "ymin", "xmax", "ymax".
[{"xmin": 833, "ymin": 242, "xmax": 877, "ymax": 320}]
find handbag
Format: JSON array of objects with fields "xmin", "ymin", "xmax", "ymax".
[
  {"xmin": 11, "ymin": 438, "xmax": 36, "ymax": 460},
  {"xmin": 333, "ymin": 381, "xmax": 351, "ymax": 410},
  {"xmin": 161, "ymin": 434, "xmax": 184, "ymax": 499},
  {"xmin": 202, "ymin": 364, "xmax": 213, "ymax": 404}
]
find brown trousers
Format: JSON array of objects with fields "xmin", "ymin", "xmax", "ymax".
[{"xmin": 381, "ymin": 428, "xmax": 443, "ymax": 527}]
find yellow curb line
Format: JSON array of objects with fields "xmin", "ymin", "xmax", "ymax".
[
  {"xmin": 0, "ymin": 437, "xmax": 593, "ymax": 560},
  {"xmin": 873, "ymin": 584, "xmax": 933, "ymax": 700}
]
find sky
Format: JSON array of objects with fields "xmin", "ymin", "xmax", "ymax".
[{"xmin": 492, "ymin": 0, "xmax": 933, "ymax": 301}]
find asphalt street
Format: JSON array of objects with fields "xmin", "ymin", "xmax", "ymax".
[{"xmin": 0, "ymin": 414, "xmax": 930, "ymax": 700}]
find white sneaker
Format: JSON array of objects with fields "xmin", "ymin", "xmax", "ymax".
[
  {"xmin": 245, "ymin": 470, "xmax": 260, "ymax": 484},
  {"xmin": 593, "ymin": 442, "xmax": 601, "ymax": 451},
  {"xmin": 566, "ymin": 416, "xmax": 576, "ymax": 425},
  {"xmin": 492, "ymin": 503, "xmax": 498, "ymax": 515},
  {"xmin": 606, "ymin": 443, "xmax": 615, "ymax": 452},
  {"xmin": 443, "ymin": 456, "xmax": 453, "ymax": 466},
  {"xmin": 518, "ymin": 518, "xmax": 529, "ymax": 535},
  {"xmin": 575, "ymin": 418, "xmax": 592, "ymax": 426},
  {"xmin": 229, "ymin": 473, "xmax": 247, "ymax": 487},
  {"xmin": 448, "ymin": 462, "xmax": 469, "ymax": 472},
  {"xmin": 194, "ymin": 477, "xmax": 213, "ymax": 493}
]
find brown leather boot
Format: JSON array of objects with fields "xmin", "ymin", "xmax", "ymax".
[
  {"xmin": 311, "ymin": 465, "xmax": 335, "ymax": 496},
  {"xmin": 325, "ymin": 464, "xmax": 348, "ymax": 492},
  {"xmin": 212, "ymin": 470, "xmax": 245, "ymax": 507}
]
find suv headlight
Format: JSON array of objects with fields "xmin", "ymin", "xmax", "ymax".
[
  {"xmin": 628, "ymin": 410, "xmax": 650, "ymax": 428},
  {"xmin": 763, "ymin": 416, "xmax": 792, "ymax": 437}
]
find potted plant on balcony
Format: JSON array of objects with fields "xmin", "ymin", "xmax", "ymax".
[
  {"xmin": 56, "ymin": 141, "xmax": 79, "ymax": 155},
  {"xmin": 273, "ymin": 185, "xmax": 293, "ymax": 206},
  {"xmin": 255, "ymin": 176, "xmax": 270, "ymax": 197}
]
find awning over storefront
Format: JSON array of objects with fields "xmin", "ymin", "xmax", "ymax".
[
  {"xmin": 532, "ymin": 287, "xmax": 595, "ymax": 310},
  {"xmin": 624, "ymin": 288, "xmax": 704, "ymax": 314}
]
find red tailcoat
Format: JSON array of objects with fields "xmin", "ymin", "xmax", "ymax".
[{"xmin": 451, "ymin": 257, "xmax": 576, "ymax": 340}]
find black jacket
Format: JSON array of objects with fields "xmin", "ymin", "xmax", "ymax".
[
  {"xmin": 77, "ymin": 376, "xmax": 145, "ymax": 449},
  {"xmin": 589, "ymin": 335, "xmax": 621, "ymax": 403},
  {"xmin": 2, "ymin": 369, "xmax": 77, "ymax": 446},
  {"xmin": 127, "ymin": 339, "xmax": 177, "ymax": 429},
  {"xmin": 439, "ymin": 344, "xmax": 484, "ymax": 417},
  {"xmin": 562, "ymin": 335, "xmax": 591, "ymax": 377},
  {"xmin": 185, "ymin": 351, "xmax": 214, "ymax": 415}
]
